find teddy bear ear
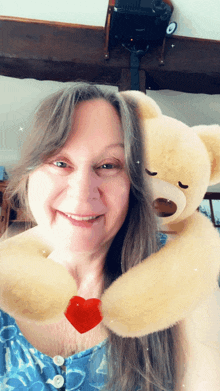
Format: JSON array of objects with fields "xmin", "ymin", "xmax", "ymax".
[
  {"xmin": 192, "ymin": 124, "xmax": 220, "ymax": 186},
  {"xmin": 120, "ymin": 90, "xmax": 162, "ymax": 120}
]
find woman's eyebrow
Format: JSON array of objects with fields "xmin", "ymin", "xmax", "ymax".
[{"xmin": 105, "ymin": 143, "xmax": 124, "ymax": 150}]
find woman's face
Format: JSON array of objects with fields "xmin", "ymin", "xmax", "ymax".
[{"xmin": 28, "ymin": 99, "xmax": 130, "ymax": 256}]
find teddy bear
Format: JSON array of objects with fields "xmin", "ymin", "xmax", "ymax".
[
  {"xmin": 0, "ymin": 91, "xmax": 220, "ymax": 338},
  {"xmin": 100, "ymin": 91, "xmax": 220, "ymax": 337}
]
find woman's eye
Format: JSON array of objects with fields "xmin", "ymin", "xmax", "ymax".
[
  {"xmin": 53, "ymin": 161, "xmax": 68, "ymax": 168},
  {"xmin": 48, "ymin": 161, "xmax": 72, "ymax": 174},
  {"xmin": 96, "ymin": 162, "xmax": 122, "ymax": 176},
  {"xmin": 101, "ymin": 164, "xmax": 116, "ymax": 169},
  {"xmin": 47, "ymin": 160, "xmax": 72, "ymax": 175}
]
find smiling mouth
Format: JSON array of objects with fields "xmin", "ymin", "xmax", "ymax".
[
  {"xmin": 59, "ymin": 211, "xmax": 102, "ymax": 225},
  {"xmin": 65, "ymin": 214, "xmax": 100, "ymax": 221}
]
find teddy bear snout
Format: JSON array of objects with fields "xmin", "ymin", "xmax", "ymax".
[
  {"xmin": 150, "ymin": 178, "xmax": 186, "ymax": 224},
  {"xmin": 153, "ymin": 198, "xmax": 177, "ymax": 217}
]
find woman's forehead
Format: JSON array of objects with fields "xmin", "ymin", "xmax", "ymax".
[
  {"xmin": 72, "ymin": 98, "xmax": 120, "ymax": 121},
  {"xmin": 67, "ymin": 99, "xmax": 123, "ymax": 143}
]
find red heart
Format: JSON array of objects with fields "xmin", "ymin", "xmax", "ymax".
[{"xmin": 64, "ymin": 296, "xmax": 103, "ymax": 334}]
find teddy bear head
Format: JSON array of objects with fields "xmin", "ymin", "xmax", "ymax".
[{"xmin": 121, "ymin": 91, "xmax": 220, "ymax": 229}]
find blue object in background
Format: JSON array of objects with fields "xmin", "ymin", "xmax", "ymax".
[{"xmin": 0, "ymin": 166, "xmax": 8, "ymax": 181}]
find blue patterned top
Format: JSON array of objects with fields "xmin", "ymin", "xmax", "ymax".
[
  {"xmin": 0, "ymin": 309, "xmax": 110, "ymax": 390},
  {"xmin": 0, "ymin": 233, "xmax": 167, "ymax": 390},
  {"xmin": 156, "ymin": 231, "xmax": 168, "ymax": 249}
]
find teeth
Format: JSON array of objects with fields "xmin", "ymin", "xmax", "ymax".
[{"xmin": 66, "ymin": 214, "xmax": 98, "ymax": 221}]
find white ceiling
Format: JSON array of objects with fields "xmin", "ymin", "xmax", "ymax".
[{"xmin": 1, "ymin": 0, "xmax": 220, "ymax": 41}]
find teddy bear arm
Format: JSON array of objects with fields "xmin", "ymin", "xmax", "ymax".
[
  {"xmin": 101, "ymin": 212, "xmax": 220, "ymax": 337},
  {"xmin": 174, "ymin": 289, "xmax": 220, "ymax": 391},
  {"xmin": 0, "ymin": 235, "xmax": 77, "ymax": 323}
]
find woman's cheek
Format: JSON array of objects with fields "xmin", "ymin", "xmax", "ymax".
[
  {"xmin": 106, "ymin": 175, "xmax": 130, "ymax": 213},
  {"xmin": 28, "ymin": 170, "xmax": 58, "ymax": 214}
]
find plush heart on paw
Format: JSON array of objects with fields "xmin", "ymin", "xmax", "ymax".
[{"xmin": 65, "ymin": 296, "xmax": 103, "ymax": 334}]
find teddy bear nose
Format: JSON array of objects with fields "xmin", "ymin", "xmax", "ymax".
[{"xmin": 153, "ymin": 198, "xmax": 177, "ymax": 217}]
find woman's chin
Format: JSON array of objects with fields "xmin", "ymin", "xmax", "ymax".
[{"xmin": 34, "ymin": 222, "xmax": 112, "ymax": 256}]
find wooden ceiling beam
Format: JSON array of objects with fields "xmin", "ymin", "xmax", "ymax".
[{"xmin": 0, "ymin": 17, "xmax": 219, "ymax": 94}]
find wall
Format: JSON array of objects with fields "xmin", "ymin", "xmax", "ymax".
[
  {"xmin": 0, "ymin": 0, "xmax": 109, "ymax": 27},
  {"xmin": 170, "ymin": 0, "xmax": 220, "ymax": 40}
]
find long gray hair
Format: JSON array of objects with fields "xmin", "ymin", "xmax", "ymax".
[{"xmin": 5, "ymin": 82, "xmax": 177, "ymax": 390}]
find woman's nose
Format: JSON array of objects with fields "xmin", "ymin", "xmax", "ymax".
[{"xmin": 66, "ymin": 168, "xmax": 102, "ymax": 202}]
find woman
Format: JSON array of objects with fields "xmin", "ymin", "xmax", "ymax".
[{"xmin": 2, "ymin": 82, "xmax": 176, "ymax": 390}]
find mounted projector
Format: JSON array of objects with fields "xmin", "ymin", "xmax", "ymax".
[{"xmin": 109, "ymin": 0, "xmax": 174, "ymax": 50}]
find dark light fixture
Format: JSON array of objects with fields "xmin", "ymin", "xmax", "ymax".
[{"xmin": 108, "ymin": 0, "xmax": 176, "ymax": 90}]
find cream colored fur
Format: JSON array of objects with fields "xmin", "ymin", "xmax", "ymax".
[
  {"xmin": 101, "ymin": 91, "xmax": 220, "ymax": 337},
  {"xmin": 0, "ymin": 229, "xmax": 77, "ymax": 323}
]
